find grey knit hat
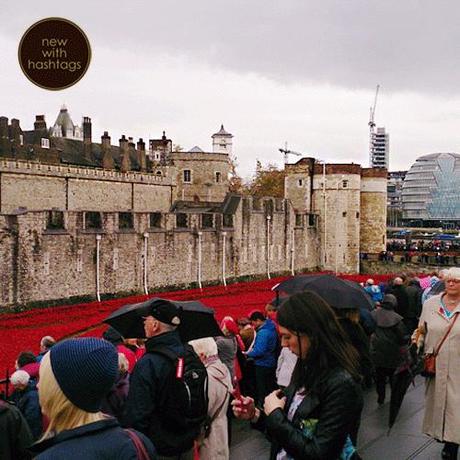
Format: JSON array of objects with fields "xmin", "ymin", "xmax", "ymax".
[{"xmin": 49, "ymin": 337, "xmax": 118, "ymax": 412}]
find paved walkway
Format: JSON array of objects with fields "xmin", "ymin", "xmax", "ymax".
[{"xmin": 230, "ymin": 376, "xmax": 446, "ymax": 460}]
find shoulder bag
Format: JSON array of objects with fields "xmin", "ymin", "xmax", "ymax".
[{"xmin": 421, "ymin": 313, "xmax": 458, "ymax": 378}]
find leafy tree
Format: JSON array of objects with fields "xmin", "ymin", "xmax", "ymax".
[{"xmin": 247, "ymin": 161, "xmax": 285, "ymax": 197}]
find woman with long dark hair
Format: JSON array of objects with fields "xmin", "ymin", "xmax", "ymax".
[{"xmin": 233, "ymin": 291, "xmax": 363, "ymax": 460}]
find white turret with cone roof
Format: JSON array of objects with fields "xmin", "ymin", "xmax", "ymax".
[
  {"xmin": 212, "ymin": 124, "xmax": 233, "ymax": 154},
  {"xmin": 50, "ymin": 105, "xmax": 83, "ymax": 140}
]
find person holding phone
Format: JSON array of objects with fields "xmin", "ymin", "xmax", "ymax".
[{"xmin": 233, "ymin": 291, "xmax": 363, "ymax": 460}]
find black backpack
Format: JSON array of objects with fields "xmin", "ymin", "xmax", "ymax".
[{"xmin": 153, "ymin": 345, "xmax": 208, "ymax": 434}]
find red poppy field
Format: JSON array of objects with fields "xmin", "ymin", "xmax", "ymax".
[{"xmin": 0, "ymin": 272, "xmax": 395, "ymax": 378}]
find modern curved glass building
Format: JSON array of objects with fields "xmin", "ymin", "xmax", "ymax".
[{"xmin": 401, "ymin": 152, "xmax": 460, "ymax": 225}]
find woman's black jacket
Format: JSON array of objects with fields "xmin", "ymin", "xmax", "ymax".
[{"xmin": 256, "ymin": 367, "xmax": 363, "ymax": 460}]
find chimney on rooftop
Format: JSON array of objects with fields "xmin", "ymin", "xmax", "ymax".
[
  {"xmin": 83, "ymin": 117, "xmax": 93, "ymax": 161},
  {"xmin": 101, "ymin": 131, "xmax": 114, "ymax": 169},
  {"xmin": 137, "ymin": 138, "xmax": 146, "ymax": 172},
  {"xmin": 34, "ymin": 115, "xmax": 47, "ymax": 131},
  {"xmin": 119, "ymin": 135, "xmax": 131, "ymax": 173}
]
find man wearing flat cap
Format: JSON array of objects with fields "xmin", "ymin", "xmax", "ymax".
[{"xmin": 124, "ymin": 299, "xmax": 195, "ymax": 460}]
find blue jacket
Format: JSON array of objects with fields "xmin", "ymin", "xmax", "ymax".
[
  {"xmin": 123, "ymin": 330, "xmax": 198, "ymax": 456},
  {"xmin": 29, "ymin": 418, "xmax": 156, "ymax": 459},
  {"xmin": 364, "ymin": 285, "xmax": 383, "ymax": 303},
  {"xmin": 246, "ymin": 318, "xmax": 278, "ymax": 368}
]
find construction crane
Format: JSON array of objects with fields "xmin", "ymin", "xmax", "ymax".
[
  {"xmin": 368, "ymin": 84, "xmax": 380, "ymax": 133},
  {"xmin": 368, "ymin": 84, "xmax": 380, "ymax": 167},
  {"xmin": 279, "ymin": 143, "xmax": 303, "ymax": 164}
]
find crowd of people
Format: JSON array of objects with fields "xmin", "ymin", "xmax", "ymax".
[
  {"xmin": 1, "ymin": 268, "xmax": 460, "ymax": 459},
  {"xmin": 380, "ymin": 240, "xmax": 460, "ymax": 266}
]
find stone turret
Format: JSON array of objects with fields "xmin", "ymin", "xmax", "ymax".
[
  {"xmin": 101, "ymin": 131, "xmax": 114, "ymax": 169},
  {"xmin": 360, "ymin": 168, "xmax": 388, "ymax": 255},
  {"xmin": 50, "ymin": 105, "xmax": 82, "ymax": 139},
  {"xmin": 149, "ymin": 131, "xmax": 172, "ymax": 165},
  {"xmin": 212, "ymin": 124, "xmax": 233, "ymax": 155}
]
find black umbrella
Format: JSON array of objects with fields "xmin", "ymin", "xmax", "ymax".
[
  {"xmin": 268, "ymin": 294, "xmax": 289, "ymax": 309},
  {"xmin": 275, "ymin": 274, "xmax": 374, "ymax": 311},
  {"xmin": 104, "ymin": 297, "xmax": 223, "ymax": 342},
  {"xmin": 388, "ymin": 343, "xmax": 424, "ymax": 430}
]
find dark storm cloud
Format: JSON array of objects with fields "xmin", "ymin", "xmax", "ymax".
[{"xmin": 6, "ymin": 1, "xmax": 459, "ymax": 94}]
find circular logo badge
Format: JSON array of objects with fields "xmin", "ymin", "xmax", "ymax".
[{"xmin": 18, "ymin": 17, "xmax": 91, "ymax": 91}]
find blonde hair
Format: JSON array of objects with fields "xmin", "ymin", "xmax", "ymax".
[{"xmin": 38, "ymin": 352, "xmax": 105, "ymax": 439}]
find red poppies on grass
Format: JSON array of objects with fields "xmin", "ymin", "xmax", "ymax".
[{"xmin": 0, "ymin": 272, "xmax": 396, "ymax": 377}]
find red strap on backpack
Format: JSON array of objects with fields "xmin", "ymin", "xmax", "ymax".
[
  {"xmin": 176, "ymin": 357, "xmax": 184, "ymax": 379},
  {"xmin": 124, "ymin": 429, "xmax": 151, "ymax": 460}
]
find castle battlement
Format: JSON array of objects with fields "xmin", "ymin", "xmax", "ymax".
[{"xmin": 0, "ymin": 159, "xmax": 174, "ymax": 185}]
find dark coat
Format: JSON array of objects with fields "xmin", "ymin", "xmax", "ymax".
[
  {"xmin": 123, "ymin": 330, "xmax": 197, "ymax": 456},
  {"xmin": 11, "ymin": 381, "xmax": 43, "ymax": 440},
  {"xmin": 101, "ymin": 371, "xmax": 130, "ymax": 421},
  {"xmin": 370, "ymin": 309, "xmax": 408, "ymax": 369},
  {"xmin": 0, "ymin": 399, "xmax": 33, "ymax": 460},
  {"xmin": 406, "ymin": 281, "xmax": 423, "ymax": 319},
  {"xmin": 29, "ymin": 418, "xmax": 156, "ymax": 460},
  {"xmin": 387, "ymin": 285, "xmax": 410, "ymax": 318},
  {"xmin": 263, "ymin": 367, "xmax": 363, "ymax": 460}
]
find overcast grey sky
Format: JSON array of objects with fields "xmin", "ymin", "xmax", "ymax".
[{"xmin": 2, "ymin": 0, "xmax": 460, "ymax": 178}]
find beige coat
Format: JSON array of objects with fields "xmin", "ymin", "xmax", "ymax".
[
  {"xmin": 199, "ymin": 359, "xmax": 232, "ymax": 460},
  {"xmin": 419, "ymin": 294, "xmax": 460, "ymax": 443}
]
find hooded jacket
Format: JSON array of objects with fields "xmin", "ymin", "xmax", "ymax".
[
  {"xmin": 246, "ymin": 318, "xmax": 278, "ymax": 368},
  {"xmin": 370, "ymin": 307, "xmax": 408, "ymax": 368}
]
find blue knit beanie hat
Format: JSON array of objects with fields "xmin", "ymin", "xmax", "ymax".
[{"xmin": 49, "ymin": 337, "xmax": 118, "ymax": 413}]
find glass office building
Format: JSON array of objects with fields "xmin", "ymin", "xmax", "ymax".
[{"xmin": 401, "ymin": 152, "xmax": 460, "ymax": 226}]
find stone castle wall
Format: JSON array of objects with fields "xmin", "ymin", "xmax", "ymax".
[
  {"xmin": 0, "ymin": 197, "xmax": 320, "ymax": 307},
  {"xmin": 0, "ymin": 159, "xmax": 175, "ymax": 213},
  {"xmin": 0, "ymin": 157, "xmax": 386, "ymax": 308}
]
